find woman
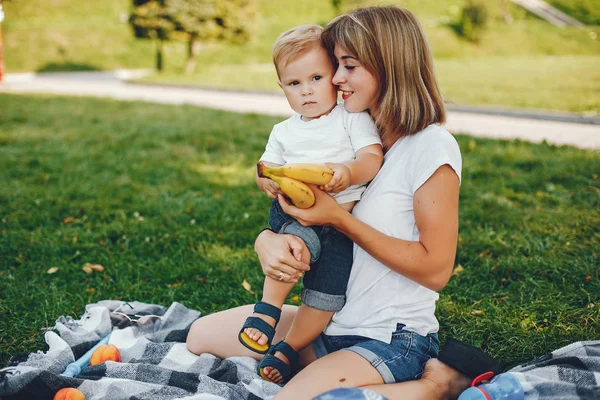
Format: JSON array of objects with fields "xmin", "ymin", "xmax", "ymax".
[{"xmin": 188, "ymin": 6, "xmax": 469, "ymax": 399}]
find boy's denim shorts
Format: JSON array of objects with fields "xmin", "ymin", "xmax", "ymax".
[
  {"xmin": 312, "ymin": 324, "xmax": 440, "ymax": 384},
  {"xmin": 268, "ymin": 200, "xmax": 353, "ymax": 313}
]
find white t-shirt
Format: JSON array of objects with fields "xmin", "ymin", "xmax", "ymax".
[
  {"xmin": 324, "ymin": 124, "xmax": 462, "ymax": 343},
  {"xmin": 260, "ymin": 104, "xmax": 382, "ymax": 204}
]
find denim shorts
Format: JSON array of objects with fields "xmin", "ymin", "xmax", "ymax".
[
  {"xmin": 312, "ymin": 324, "xmax": 440, "ymax": 384},
  {"xmin": 268, "ymin": 200, "xmax": 353, "ymax": 313}
]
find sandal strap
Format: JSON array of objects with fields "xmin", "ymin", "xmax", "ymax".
[
  {"xmin": 241, "ymin": 317, "xmax": 276, "ymax": 341},
  {"xmin": 260, "ymin": 355, "xmax": 292, "ymax": 382},
  {"xmin": 254, "ymin": 302, "xmax": 282, "ymax": 324},
  {"xmin": 271, "ymin": 340, "xmax": 299, "ymax": 367}
]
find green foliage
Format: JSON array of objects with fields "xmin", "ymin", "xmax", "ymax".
[
  {"xmin": 129, "ymin": 0, "xmax": 257, "ymax": 72},
  {"xmin": 166, "ymin": 0, "xmax": 257, "ymax": 43},
  {"xmin": 1, "ymin": 94, "xmax": 599, "ymax": 369},
  {"xmin": 458, "ymin": 0, "xmax": 489, "ymax": 43},
  {"xmin": 548, "ymin": 0, "xmax": 600, "ymax": 25},
  {"xmin": 129, "ymin": 0, "xmax": 175, "ymax": 41}
]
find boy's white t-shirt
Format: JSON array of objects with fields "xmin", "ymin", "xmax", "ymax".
[
  {"xmin": 324, "ymin": 124, "xmax": 462, "ymax": 343},
  {"xmin": 260, "ymin": 104, "xmax": 382, "ymax": 204}
]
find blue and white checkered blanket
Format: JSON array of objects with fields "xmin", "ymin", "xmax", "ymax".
[{"xmin": 0, "ymin": 300, "xmax": 281, "ymax": 400}]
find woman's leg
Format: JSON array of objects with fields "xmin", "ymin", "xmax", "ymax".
[
  {"xmin": 275, "ymin": 352, "xmax": 470, "ymax": 400},
  {"xmin": 274, "ymin": 349, "xmax": 384, "ymax": 399},
  {"xmin": 364, "ymin": 359, "xmax": 471, "ymax": 400},
  {"xmin": 187, "ymin": 304, "xmax": 308, "ymax": 361}
]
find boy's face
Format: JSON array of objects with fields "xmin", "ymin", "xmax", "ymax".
[{"xmin": 278, "ymin": 46, "xmax": 338, "ymax": 121}]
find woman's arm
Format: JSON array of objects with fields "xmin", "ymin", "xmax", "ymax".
[{"xmin": 279, "ymin": 164, "xmax": 460, "ymax": 291}]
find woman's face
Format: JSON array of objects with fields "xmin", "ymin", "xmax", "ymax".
[{"xmin": 332, "ymin": 45, "xmax": 379, "ymax": 114}]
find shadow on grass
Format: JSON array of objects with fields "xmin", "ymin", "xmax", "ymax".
[{"xmin": 36, "ymin": 62, "xmax": 101, "ymax": 73}]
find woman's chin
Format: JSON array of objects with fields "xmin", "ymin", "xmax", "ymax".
[{"xmin": 342, "ymin": 101, "xmax": 365, "ymax": 113}]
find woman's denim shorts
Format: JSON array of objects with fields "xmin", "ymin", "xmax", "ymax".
[{"xmin": 312, "ymin": 324, "xmax": 439, "ymax": 384}]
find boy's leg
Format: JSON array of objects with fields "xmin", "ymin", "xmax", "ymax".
[
  {"xmin": 263, "ymin": 304, "xmax": 334, "ymax": 382},
  {"xmin": 242, "ymin": 200, "xmax": 317, "ymax": 351},
  {"xmin": 243, "ymin": 277, "xmax": 296, "ymax": 346},
  {"xmin": 262, "ymin": 227, "xmax": 354, "ymax": 382},
  {"xmin": 187, "ymin": 304, "xmax": 297, "ymax": 360}
]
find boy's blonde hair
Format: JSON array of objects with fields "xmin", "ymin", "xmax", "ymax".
[
  {"xmin": 322, "ymin": 6, "xmax": 446, "ymax": 150},
  {"xmin": 272, "ymin": 24, "xmax": 325, "ymax": 79}
]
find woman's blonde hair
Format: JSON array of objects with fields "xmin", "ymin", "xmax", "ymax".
[
  {"xmin": 272, "ymin": 24, "xmax": 324, "ymax": 79},
  {"xmin": 322, "ymin": 6, "xmax": 445, "ymax": 150}
]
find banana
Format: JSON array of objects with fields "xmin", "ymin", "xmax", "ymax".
[
  {"xmin": 266, "ymin": 174, "xmax": 315, "ymax": 209},
  {"xmin": 257, "ymin": 162, "xmax": 333, "ymax": 185}
]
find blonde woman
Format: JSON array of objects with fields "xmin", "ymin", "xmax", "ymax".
[{"xmin": 188, "ymin": 6, "xmax": 488, "ymax": 399}]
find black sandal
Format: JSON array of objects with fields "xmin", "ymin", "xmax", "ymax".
[
  {"xmin": 438, "ymin": 337, "xmax": 503, "ymax": 381},
  {"xmin": 238, "ymin": 302, "xmax": 282, "ymax": 354}
]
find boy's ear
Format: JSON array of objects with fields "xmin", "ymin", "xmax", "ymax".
[{"xmin": 277, "ymin": 81, "xmax": 283, "ymax": 89}]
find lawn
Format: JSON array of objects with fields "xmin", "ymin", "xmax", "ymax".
[
  {"xmin": 1, "ymin": 93, "xmax": 599, "ymax": 370},
  {"xmin": 3, "ymin": 0, "xmax": 600, "ymax": 114}
]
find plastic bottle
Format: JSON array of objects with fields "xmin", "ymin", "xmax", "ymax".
[
  {"xmin": 61, "ymin": 334, "xmax": 111, "ymax": 377},
  {"xmin": 458, "ymin": 373, "xmax": 524, "ymax": 400}
]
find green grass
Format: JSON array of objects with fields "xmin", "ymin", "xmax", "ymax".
[
  {"xmin": 548, "ymin": 0, "xmax": 600, "ymax": 25},
  {"xmin": 1, "ymin": 93, "xmax": 599, "ymax": 370},
  {"xmin": 2, "ymin": 0, "xmax": 156, "ymax": 72}
]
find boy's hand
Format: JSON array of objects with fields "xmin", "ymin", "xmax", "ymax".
[
  {"xmin": 322, "ymin": 163, "xmax": 351, "ymax": 194},
  {"xmin": 258, "ymin": 177, "xmax": 282, "ymax": 199}
]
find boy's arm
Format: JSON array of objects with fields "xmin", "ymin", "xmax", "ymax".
[
  {"xmin": 323, "ymin": 144, "xmax": 383, "ymax": 193},
  {"xmin": 346, "ymin": 144, "xmax": 383, "ymax": 185}
]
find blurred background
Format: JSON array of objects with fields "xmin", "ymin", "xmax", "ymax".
[{"xmin": 1, "ymin": 0, "xmax": 599, "ymax": 115}]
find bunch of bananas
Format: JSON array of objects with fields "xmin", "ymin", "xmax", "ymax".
[{"xmin": 257, "ymin": 162, "xmax": 333, "ymax": 209}]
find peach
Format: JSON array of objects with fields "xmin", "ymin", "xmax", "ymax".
[
  {"xmin": 53, "ymin": 387, "xmax": 85, "ymax": 400},
  {"xmin": 89, "ymin": 344, "xmax": 121, "ymax": 366}
]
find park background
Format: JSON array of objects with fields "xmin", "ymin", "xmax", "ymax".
[{"xmin": 0, "ymin": 0, "xmax": 599, "ymax": 372}]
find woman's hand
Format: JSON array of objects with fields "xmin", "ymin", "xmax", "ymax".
[
  {"xmin": 254, "ymin": 229, "xmax": 311, "ymax": 283},
  {"xmin": 278, "ymin": 185, "xmax": 347, "ymax": 228}
]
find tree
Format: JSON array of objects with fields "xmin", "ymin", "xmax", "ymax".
[
  {"xmin": 129, "ymin": 0, "xmax": 257, "ymax": 73},
  {"xmin": 129, "ymin": 0, "xmax": 175, "ymax": 72},
  {"xmin": 168, "ymin": 0, "xmax": 256, "ymax": 74}
]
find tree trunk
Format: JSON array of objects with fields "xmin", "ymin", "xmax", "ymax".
[
  {"xmin": 185, "ymin": 37, "xmax": 200, "ymax": 75},
  {"xmin": 156, "ymin": 38, "xmax": 164, "ymax": 72},
  {"xmin": 0, "ymin": 24, "xmax": 4, "ymax": 83}
]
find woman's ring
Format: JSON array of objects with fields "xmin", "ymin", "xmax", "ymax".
[{"xmin": 279, "ymin": 272, "xmax": 284, "ymax": 281}]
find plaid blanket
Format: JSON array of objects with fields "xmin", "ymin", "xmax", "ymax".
[
  {"xmin": 2, "ymin": 301, "xmax": 599, "ymax": 400},
  {"xmin": 0, "ymin": 301, "xmax": 281, "ymax": 400},
  {"xmin": 509, "ymin": 340, "xmax": 600, "ymax": 399}
]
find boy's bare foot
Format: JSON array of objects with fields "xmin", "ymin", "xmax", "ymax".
[
  {"xmin": 421, "ymin": 358, "xmax": 471, "ymax": 400},
  {"xmin": 244, "ymin": 313, "xmax": 278, "ymax": 347}
]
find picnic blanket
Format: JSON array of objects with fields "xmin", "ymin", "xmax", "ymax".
[
  {"xmin": 508, "ymin": 340, "xmax": 600, "ymax": 399},
  {"xmin": 0, "ymin": 300, "xmax": 281, "ymax": 400},
  {"xmin": 2, "ymin": 300, "xmax": 599, "ymax": 400}
]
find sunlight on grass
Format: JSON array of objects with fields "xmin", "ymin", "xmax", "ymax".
[{"xmin": 190, "ymin": 163, "xmax": 256, "ymax": 187}]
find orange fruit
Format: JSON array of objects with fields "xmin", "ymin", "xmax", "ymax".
[
  {"xmin": 53, "ymin": 387, "xmax": 85, "ymax": 400},
  {"xmin": 89, "ymin": 344, "xmax": 121, "ymax": 366}
]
